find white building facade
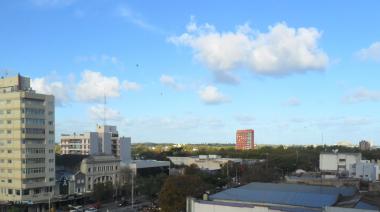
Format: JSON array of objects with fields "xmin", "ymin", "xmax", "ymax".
[
  {"xmin": 349, "ymin": 160, "xmax": 380, "ymax": 182},
  {"xmin": 320, "ymin": 152, "xmax": 361, "ymax": 176}
]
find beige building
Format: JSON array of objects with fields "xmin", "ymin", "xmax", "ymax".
[
  {"xmin": 60, "ymin": 132, "xmax": 99, "ymax": 155},
  {"xmin": 60, "ymin": 125, "xmax": 131, "ymax": 165},
  {"xmin": 80, "ymin": 155, "xmax": 120, "ymax": 192},
  {"xmin": 0, "ymin": 75, "xmax": 55, "ymax": 204}
]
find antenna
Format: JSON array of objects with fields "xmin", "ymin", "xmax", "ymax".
[{"xmin": 103, "ymin": 93, "xmax": 107, "ymax": 126}]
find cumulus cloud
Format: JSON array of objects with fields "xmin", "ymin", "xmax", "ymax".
[
  {"xmin": 284, "ymin": 97, "xmax": 301, "ymax": 106},
  {"xmin": 89, "ymin": 105, "xmax": 122, "ymax": 121},
  {"xmin": 31, "ymin": 77, "xmax": 70, "ymax": 106},
  {"xmin": 343, "ymin": 88, "xmax": 380, "ymax": 103},
  {"xmin": 169, "ymin": 19, "xmax": 329, "ymax": 83},
  {"xmin": 123, "ymin": 80, "xmax": 141, "ymax": 91},
  {"xmin": 159, "ymin": 74, "xmax": 183, "ymax": 90},
  {"xmin": 198, "ymin": 85, "xmax": 228, "ymax": 105},
  {"xmin": 75, "ymin": 70, "xmax": 121, "ymax": 102},
  {"xmin": 356, "ymin": 42, "xmax": 380, "ymax": 62}
]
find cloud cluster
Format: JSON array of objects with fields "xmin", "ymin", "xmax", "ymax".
[
  {"xmin": 31, "ymin": 77, "xmax": 70, "ymax": 106},
  {"xmin": 159, "ymin": 74, "xmax": 183, "ymax": 90},
  {"xmin": 123, "ymin": 80, "xmax": 141, "ymax": 91},
  {"xmin": 343, "ymin": 88, "xmax": 380, "ymax": 103},
  {"xmin": 169, "ymin": 19, "xmax": 329, "ymax": 83},
  {"xmin": 76, "ymin": 70, "xmax": 121, "ymax": 102},
  {"xmin": 356, "ymin": 42, "xmax": 380, "ymax": 62},
  {"xmin": 198, "ymin": 85, "xmax": 228, "ymax": 105},
  {"xmin": 89, "ymin": 105, "xmax": 122, "ymax": 121},
  {"xmin": 32, "ymin": 70, "xmax": 141, "ymax": 105}
]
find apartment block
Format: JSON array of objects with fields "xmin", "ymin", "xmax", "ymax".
[
  {"xmin": 236, "ymin": 129, "xmax": 255, "ymax": 150},
  {"xmin": 0, "ymin": 75, "xmax": 55, "ymax": 204},
  {"xmin": 60, "ymin": 125, "xmax": 131, "ymax": 165}
]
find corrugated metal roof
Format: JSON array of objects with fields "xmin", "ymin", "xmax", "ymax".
[
  {"xmin": 209, "ymin": 183, "xmax": 357, "ymax": 208},
  {"xmin": 355, "ymin": 201, "xmax": 379, "ymax": 210}
]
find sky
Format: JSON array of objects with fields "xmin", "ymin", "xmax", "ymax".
[{"xmin": 1, "ymin": 0, "xmax": 380, "ymax": 145}]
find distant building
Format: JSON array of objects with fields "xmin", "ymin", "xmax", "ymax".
[
  {"xmin": 129, "ymin": 160, "xmax": 170, "ymax": 177},
  {"xmin": 236, "ymin": 129, "xmax": 255, "ymax": 150},
  {"xmin": 80, "ymin": 155, "xmax": 120, "ymax": 192},
  {"xmin": 168, "ymin": 155, "xmax": 244, "ymax": 171},
  {"xmin": 187, "ymin": 182, "xmax": 378, "ymax": 212},
  {"xmin": 359, "ymin": 140, "xmax": 371, "ymax": 151},
  {"xmin": 60, "ymin": 132, "xmax": 99, "ymax": 155},
  {"xmin": 0, "ymin": 75, "xmax": 55, "ymax": 203},
  {"xmin": 320, "ymin": 152, "xmax": 361, "ymax": 177},
  {"xmin": 60, "ymin": 125, "xmax": 131, "ymax": 165},
  {"xmin": 349, "ymin": 160, "xmax": 380, "ymax": 182},
  {"xmin": 54, "ymin": 169, "xmax": 86, "ymax": 196}
]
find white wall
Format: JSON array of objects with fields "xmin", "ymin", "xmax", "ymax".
[{"xmin": 119, "ymin": 137, "xmax": 131, "ymax": 165}]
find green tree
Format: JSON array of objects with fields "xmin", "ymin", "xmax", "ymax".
[
  {"xmin": 93, "ymin": 182, "xmax": 114, "ymax": 201},
  {"xmin": 159, "ymin": 175, "xmax": 211, "ymax": 212}
]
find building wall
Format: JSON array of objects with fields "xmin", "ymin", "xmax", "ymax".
[
  {"xmin": 60, "ymin": 132, "xmax": 99, "ymax": 155},
  {"xmin": 236, "ymin": 129, "xmax": 255, "ymax": 150},
  {"xmin": 320, "ymin": 153, "xmax": 361, "ymax": 175},
  {"xmin": 349, "ymin": 161, "xmax": 380, "ymax": 182},
  {"xmin": 0, "ymin": 75, "xmax": 55, "ymax": 203},
  {"xmin": 119, "ymin": 137, "xmax": 131, "ymax": 165},
  {"xmin": 187, "ymin": 198, "xmax": 282, "ymax": 212},
  {"xmin": 80, "ymin": 155, "xmax": 120, "ymax": 192}
]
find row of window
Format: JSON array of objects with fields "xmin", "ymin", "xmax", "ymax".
[
  {"xmin": 87, "ymin": 165, "xmax": 118, "ymax": 173},
  {"xmin": 0, "ymin": 186, "xmax": 53, "ymax": 196},
  {"xmin": 22, "ymin": 167, "xmax": 45, "ymax": 174},
  {"xmin": 0, "ymin": 139, "xmax": 46, "ymax": 145},
  {"xmin": 21, "ymin": 158, "xmax": 45, "ymax": 164},
  {"xmin": 22, "ymin": 148, "xmax": 45, "ymax": 154}
]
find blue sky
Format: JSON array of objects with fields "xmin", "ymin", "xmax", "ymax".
[{"xmin": 1, "ymin": 0, "xmax": 380, "ymax": 145}]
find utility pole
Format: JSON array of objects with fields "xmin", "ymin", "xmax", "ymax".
[{"xmin": 131, "ymin": 172, "xmax": 134, "ymax": 210}]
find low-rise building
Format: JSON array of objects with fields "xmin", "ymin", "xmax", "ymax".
[
  {"xmin": 80, "ymin": 155, "xmax": 120, "ymax": 192},
  {"xmin": 54, "ymin": 170, "xmax": 85, "ymax": 196},
  {"xmin": 349, "ymin": 160, "xmax": 380, "ymax": 182},
  {"xmin": 168, "ymin": 155, "xmax": 243, "ymax": 171},
  {"xmin": 60, "ymin": 132, "xmax": 99, "ymax": 155},
  {"xmin": 129, "ymin": 160, "xmax": 170, "ymax": 177},
  {"xmin": 187, "ymin": 182, "xmax": 379, "ymax": 212},
  {"xmin": 320, "ymin": 152, "xmax": 361, "ymax": 177}
]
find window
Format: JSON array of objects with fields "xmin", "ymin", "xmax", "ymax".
[
  {"xmin": 8, "ymin": 179, "xmax": 12, "ymax": 183},
  {"xmin": 8, "ymin": 160, "xmax": 12, "ymax": 164},
  {"xmin": 7, "ymin": 150, "xmax": 11, "ymax": 154},
  {"xmin": 22, "ymin": 189, "xmax": 30, "ymax": 195},
  {"xmin": 8, "ymin": 189, "xmax": 13, "ymax": 195},
  {"xmin": 15, "ymin": 190, "xmax": 20, "ymax": 195}
]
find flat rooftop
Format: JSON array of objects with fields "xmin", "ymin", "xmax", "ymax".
[{"xmin": 209, "ymin": 182, "xmax": 357, "ymax": 209}]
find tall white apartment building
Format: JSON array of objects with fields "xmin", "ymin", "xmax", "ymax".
[
  {"xmin": 0, "ymin": 75, "xmax": 55, "ymax": 203},
  {"xmin": 60, "ymin": 125, "xmax": 131, "ymax": 164}
]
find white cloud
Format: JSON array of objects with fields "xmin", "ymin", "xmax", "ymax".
[
  {"xmin": 356, "ymin": 42, "xmax": 380, "ymax": 62},
  {"xmin": 89, "ymin": 105, "xmax": 122, "ymax": 121},
  {"xmin": 343, "ymin": 88, "xmax": 380, "ymax": 103},
  {"xmin": 198, "ymin": 85, "xmax": 228, "ymax": 105},
  {"xmin": 75, "ymin": 70, "xmax": 121, "ymax": 102},
  {"xmin": 31, "ymin": 77, "xmax": 70, "ymax": 106},
  {"xmin": 169, "ymin": 19, "xmax": 329, "ymax": 83},
  {"xmin": 76, "ymin": 54, "xmax": 120, "ymax": 65},
  {"xmin": 159, "ymin": 74, "xmax": 183, "ymax": 90},
  {"xmin": 123, "ymin": 80, "xmax": 141, "ymax": 91},
  {"xmin": 118, "ymin": 6, "xmax": 163, "ymax": 34},
  {"xmin": 284, "ymin": 97, "xmax": 301, "ymax": 106}
]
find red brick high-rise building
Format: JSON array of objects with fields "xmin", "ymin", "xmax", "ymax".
[{"xmin": 236, "ymin": 129, "xmax": 255, "ymax": 150}]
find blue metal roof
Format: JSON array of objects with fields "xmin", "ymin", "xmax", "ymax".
[
  {"xmin": 355, "ymin": 201, "xmax": 379, "ymax": 210},
  {"xmin": 209, "ymin": 183, "xmax": 357, "ymax": 208}
]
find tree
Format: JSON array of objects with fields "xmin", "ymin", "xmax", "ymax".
[
  {"xmin": 136, "ymin": 173, "xmax": 167, "ymax": 200},
  {"xmin": 93, "ymin": 182, "xmax": 113, "ymax": 201},
  {"xmin": 159, "ymin": 175, "xmax": 211, "ymax": 212}
]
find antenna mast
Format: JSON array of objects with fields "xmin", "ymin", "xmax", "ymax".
[{"xmin": 103, "ymin": 93, "xmax": 107, "ymax": 126}]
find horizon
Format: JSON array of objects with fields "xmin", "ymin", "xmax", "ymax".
[{"xmin": 1, "ymin": 1, "xmax": 380, "ymax": 145}]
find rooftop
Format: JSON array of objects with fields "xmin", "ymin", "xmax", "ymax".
[{"xmin": 209, "ymin": 182, "xmax": 357, "ymax": 209}]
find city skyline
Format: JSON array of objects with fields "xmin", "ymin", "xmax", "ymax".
[{"xmin": 1, "ymin": 1, "xmax": 380, "ymax": 145}]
